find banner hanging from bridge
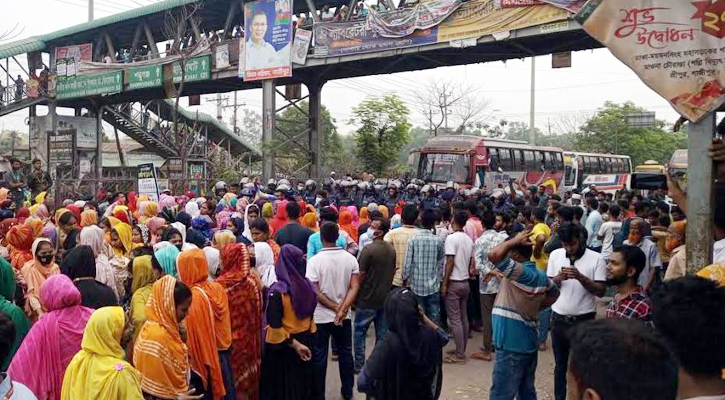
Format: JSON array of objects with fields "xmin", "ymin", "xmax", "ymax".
[
  {"xmin": 314, "ymin": 0, "xmax": 568, "ymax": 56},
  {"xmin": 577, "ymin": 0, "xmax": 725, "ymax": 122},
  {"xmin": 365, "ymin": 0, "xmax": 462, "ymax": 38},
  {"xmin": 243, "ymin": 0, "xmax": 293, "ymax": 81}
]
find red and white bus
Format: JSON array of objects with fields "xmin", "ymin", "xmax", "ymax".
[
  {"xmin": 562, "ymin": 151, "xmax": 632, "ymax": 194},
  {"xmin": 415, "ymin": 135, "xmax": 565, "ymax": 192}
]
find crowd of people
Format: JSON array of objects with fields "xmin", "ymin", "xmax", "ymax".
[{"xmin": 0, "ymin": 157, "xmax": 721, "ymax": 399}]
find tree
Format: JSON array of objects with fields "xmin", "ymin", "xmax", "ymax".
[
  {"xmin": 413, "ymin": 79, "xmax": 494, "ymax": 135},
  {"xmin": 351, "ymin": 94, "xmax": 411, "ymax": 175},
  {"xmin": 574, "ymin": 101, "xmax": 686, "ymax": 166},
  {"xmin": 502, "ymin": 121, "xmax": 576, "ymax": 149},
  {"xmin": 273, "ymin": 101, "xmax": 344, "ymax": 177},
  {"xmin": 237, "ymin": 108, "xmax": 262, "ymax": 147}
]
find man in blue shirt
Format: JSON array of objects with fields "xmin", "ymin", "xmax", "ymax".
[
  {"xmin": 487, "ymin": 230, "xmax": 559, "ymax": 400},
  {"xmin": 307, "ymin": 207, "xmax": 353, "ymax": 259}
]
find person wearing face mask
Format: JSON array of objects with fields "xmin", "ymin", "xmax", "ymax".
[
  {"xmin": 623, "ymin": 218, "xmax": 662, "ymax": 293},
  {"xmin": 604, "ymin": 245, "xmax": 652, "ymax": 324},
  {"xmin": 663, "ymin": 220, "xmax": 687, "ymax": 282},
  {"xmin": 353, "ymin": 218, "xmax": 395, "ymax": 374},
  {"xmin": 21, "ymin": 238, "xmax": 60, "ymax": 320},
  {"xmin": 547, "ymin": 223, "xmax": 606, "ymax": 400}
]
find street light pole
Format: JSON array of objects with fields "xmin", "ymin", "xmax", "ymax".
[{"xmin": 88, "ymin": 0, "xmax": 94, "ymax": 21}]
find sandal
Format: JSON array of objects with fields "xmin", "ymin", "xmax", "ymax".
[
  {"xmin": 470, "ymin": 351, "xmax": 493, "ymax": 361},
  {"xmin": 443, "ymin": 355, "xmax": 467, "ymax": 364}
]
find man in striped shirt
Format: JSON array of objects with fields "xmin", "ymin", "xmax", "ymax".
[{"xmin": 487, "ymin": 229, "xmax": 560, "ymax": 400}]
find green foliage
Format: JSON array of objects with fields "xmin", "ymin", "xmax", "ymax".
[
  {"xmin": 351, "ymin": 94, "xmax": 411, "ymax": 175},
  {"xmin": 574, "ymin": 101, "xmax": 685, "ymax": 166},
  {"xmin": 503, "ymin": 121, "xmax": 576, "ymax": 149}
]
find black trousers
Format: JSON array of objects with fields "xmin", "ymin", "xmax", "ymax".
[{"xmin": 551, "ymin": 312, "xmax": 596, "ymax": 400}]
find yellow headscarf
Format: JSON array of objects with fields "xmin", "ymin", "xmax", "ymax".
[
  {"xmin": 107, "ymin": 216, "xmax": 122, "ymax": 227},
  {"xmin": 35, "ymin": 191, "xmax": 46, "ymax": 206},
  {"xmin": 262, "ymin": 202, "xmax": 274, "ymax": 219},
  {"xmin": 112, "ymin": 223, "xmax": 133, "ymax": 256},
  {"xmin": 213, "ymin": 230, "xmax": 236, "ymax": 248},
  {"xmin": 60, "ymin": 307, "xmax": 144, "ymax": 400},
  {"xmin": 131, "ymin": 255, "xmax": 156, "ymax": 294},
  {"xmin": 697, "ymin": 264, "xmax": 725, "ymax": 287}
]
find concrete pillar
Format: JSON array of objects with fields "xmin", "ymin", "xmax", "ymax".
[
  {"xmin": 686, "ymin": 112, "xmax": 715, "ymax": 274},
  {"xmin": 262, "ymin": 80, "xmax": 275, "ymax": 182},
  {"xmin": 307, "ymin": 80, "xmax": 323, "ymax": 181},
  {"xmin": 96, "ymin": 107, "xmax": 104, "ymax": 195}
]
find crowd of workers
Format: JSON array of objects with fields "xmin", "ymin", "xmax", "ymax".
[{"xmin": 0, "ymin": 144, "xmax": 721, "ymax": 400}]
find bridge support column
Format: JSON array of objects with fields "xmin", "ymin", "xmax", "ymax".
[
  {"xmin": 307, "ymin": 80, "xmax": 323, "ymax": 181},
  {"xmin": 96, "ymin": 107, "xmax": 103, "ymax": 196},
  {"xmin": 262, "ymin": 79, "xmax": 275, "ymax": 182}
]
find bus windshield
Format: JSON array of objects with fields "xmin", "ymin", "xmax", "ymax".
[
  {"xmin": 565, "ymin": 164, "xmax": 575, "ymax": 186},
  {"xmin": 419, "ymin": 153, "xmax": 470, "ymax": 183}
]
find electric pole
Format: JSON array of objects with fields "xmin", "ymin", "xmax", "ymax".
[
  {"xmin": 529, "ymin": 56, "xmax": 536, "ymax": 146},
  {"xmin": 88, "ymin": 0, "xmax": 93, "ymax": 21}
]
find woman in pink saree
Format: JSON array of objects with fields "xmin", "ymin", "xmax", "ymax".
[{"xmin": 6, "ymin": 274, "xmax": 94, "ymax": 400}]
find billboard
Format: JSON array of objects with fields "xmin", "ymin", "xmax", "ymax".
[{"xmin": 243, "ymin": 0, "xmax": 293, "ymax": 81}]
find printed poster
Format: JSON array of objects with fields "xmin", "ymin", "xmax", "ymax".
[
  {"xmin": 137, "ymin": 163, "xmax": 160, "ymax": 202},
  {"xmin": 577, "ymin": 0, "xmax": 725, "ymax": 122},
  {"xmin": 290, "ymin": 29, "xmax": 312, "ymax": 64},
  {"xmin": 243, "ymin": 0, "xmax": 293, "ymax": 81},
  {"xmin": 216, "ymin": 43, "xmax": 230, "ymax": 69}
]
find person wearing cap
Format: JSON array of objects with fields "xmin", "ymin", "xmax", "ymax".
[
  {"xmin": 402, "ymin": 184, "xmax": 420, "ymax": 207},
  {"xmin": 303, "ymin": 180, "xmax": 317, "ymax": 205}
]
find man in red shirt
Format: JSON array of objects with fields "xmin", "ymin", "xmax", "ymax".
[{"xmin": 605, "ymin": 245, "xmax": 652, "ymax": 324}]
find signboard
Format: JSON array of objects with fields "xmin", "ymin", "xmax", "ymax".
[
  {"xmin": 128, "ymin": 65, "xmax": 163, "ymax": 90},
  {"xmin": 56, "ymin": 60, "xmax": 67, "ymax": 77},
  {"xmin": 314, "ymin": 0, "xmax": 567, "ymax": 56},
  {"xmin": 576, "ymin": 0, "xmax": 725, "ymax": 122},
  {"xmin": 56, "ymin": 71, "xmax": 123, "ymax": 100},
  {"xmin": 137, "ymin": 163, "xmax": 160, "ymax": 202},
  {"xmin": 290, "ymin": 29, "xmax": 312, "ymax": 64},
  {"xmin": 47, "ymin": 127, "xmax": 74, "ymax": 166},
  {"xmin": 172, "ymin": 55, "xmax": 211, "ymax": 83},
  {"xmin": 216, "ymin": 43, "xmax": 230, "ymax": 69},
  {"xmin": 55, "ymin": 43, "xmax": 93, "ymax": 65},
  {"xmin": 157, "ymin": 178, "xmax": 170, "ymax": 193},
  {"xmin": 552, "ymin": 51, "xmax": 572, "ymax": 68},
  {"xmin": 243, "ymin": 0, "xmax": 293, "ymax": 81}
]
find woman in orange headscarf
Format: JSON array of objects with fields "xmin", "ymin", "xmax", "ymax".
[
  {"xmin": 139, "ymin": 201, "xmax": 159, "ymax": 225},
  {"xmin": 359, "ymin": 206, "xmax": 369, "ymax": 227},
  {"xmin": 339, "ymin": 210, "xmax": 359, "ymax": 243},
  {"xmin": 6, "ymin": 224, "xmax": 34, "ymax": 270},
  {"xmin": 217, "ymin": 243, "xmax": 262, "ymax": 399},
  {"xmin": 80, "ymin": 209, "xmax": 98, "ymax": 227},
  {"xmin": 301, "ymin": 212, "xmax": 318, "ymax": 232},
  {"xmin": 177, "ymin": 249, "xmax": 232, "ymax": 400},
  {"xmin": 269, "ymin": 201, "xmax": 289, "ymax": 238},
  {"xmin": 134, "ymin": 275, "xmax": 194, "ymax": 399},
  {"xmin": 21, "ymin": 238, "xmax": 60, "ymax": 320}
]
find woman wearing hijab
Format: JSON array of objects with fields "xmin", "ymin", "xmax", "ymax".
[
  {"xmin": 259, "ymin": 245, "xmax": 317, "ymax": 400},
  {"xmin": 148, "ymin": 217, "xmax": 167, "ymax": 244},
  {"xmin": 21, "ymin": 238, "xmax": 60, "ymax": 320},
  {"xmin": 226, "ymin": 217, "xmax": 251, "ymax": 245},
  {"xmin": 191, "ymin": 215, "xmax": 215, "ymax": 243},
  {"xmin": 79, "ymin": 225, "xmax": 118, "ymax": 300},
  {"xmin": 217, "ymin": 243, "xmax": 262, "ymax": 399},
  {"xmin": 60, "ymin": 307, "xmax": 144, "ymax": 400},
  {"xmin": 134, "ymin": 276, "xmax": 195, "ymax": 399},
  {"xmin": 357, "ymin": 287, "xmax": 448, "ymax": 400},
  {"xmin": 339, "ymin": 210, "xmax": 359, "ymax": 244},
  {"xmin": 358, "ymin": 206, "xmax": 369, "ymax": 228},
  {"xmin": 156, "ymin": 244, "xmax": 181, "ymax": 277},
  {"xmin": 139, "ymin": 201, "xmax": 159, "ymax": 225},
  {"xmin": 80, "ymin": 209, "xmax": 98, "ymax": 227},
  {"xmin": 251, "ymin": 241, "xmax": 277, "ymax": 289},
  {"xmin": 7, "ymin": 274, "xmax": 94, "ymax": 400},
  {"xmin": 110, "ymin": 222, "xmax": 133, "ymax": 300},
  {"xmin": 15, "ymin": 207, "xmax": 30, "ymax": 224},
  {"xmin": 177, "ymin": 249, "xmax": 233, "ymax": 399},
  {"xmin": 186, "ymin": 202, "xmax": 201, "ymax": 219},
  {"xmin": 269, "ymin": 201, "xmax": 289, "ymax": 238},
  {"xmin": 249, "ymin": 218, "xmax": 281, "ymax": 263},
  {"xmin": 216, "ymin": 211, "xmax": 232, "ymax": 234},
  {"xmin": 129, "ymin": 255, "xmax": 162, "ymax": 349},
  {"xmin": 132, "ymin": 225, "xmax": 151, "ymax": 249},
  {"xmin": 61, "ymin": 245, "xmax": 117, "ymax": 310},
  {"xmin": 203, "ymin": 246, "xmax": 222, "ymax": 280},
  {"xmin": 241, "ymin": 204, "xmax": 259, "ymax": 243},
  {"xmin": 261, "ymin": 203, "xmax": 274, "ymax": 222},
  {"xmin": 6, "ymin": 224, "xmax": 34, "ymax": 271},
  {"xmin": 301, "ymin": 212, "xmax": 318, "ymax": 232},
  {"xmin": 0, "ymin": 257, "xmax": 29, "ymax": 370}
]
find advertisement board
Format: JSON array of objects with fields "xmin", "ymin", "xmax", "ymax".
[{"xmin": 243, "ymin": 0, "xmax": 293, "ymax": 81}]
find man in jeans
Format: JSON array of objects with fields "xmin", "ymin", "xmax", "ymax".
[
  {"xmin": 402, "ymin": 209, "xmax": 445, "ymax": 324},
  {"xmin": 547, "ymin": 223, "xmax": 606, "ymax": 400},
  {"xmin": 442, "ymin": 212, "xmax": 473, "ymax": 364},
  {"xmin": 471, "ymin": 209, "xmax": 508, "ymax": 362},
  {"xmin": 307, "ymin": 222, "xmax": 360, "ymax": 400},
  {"xmin": 353, "ymin": 218, "xmax": 396, "ymax": 373},
  {"xmin": 487, "ymin": 229, "xmax": 559, "ymax": 400}
]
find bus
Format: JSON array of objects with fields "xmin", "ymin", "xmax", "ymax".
[
  {"xmin": 563, "ymin": 151, "xmax": 633, "ymax": 194},
  {"xmin": 415, "ymin": 135, "xmax": 565, "ymax": 192}
]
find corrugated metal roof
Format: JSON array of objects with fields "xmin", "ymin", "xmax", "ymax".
[{"xmin": 0, "ymin": 37, "xmax": 46, "ymax": 60}]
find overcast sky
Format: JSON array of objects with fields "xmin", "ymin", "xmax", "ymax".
[{"xmin": 0, "ymin": 0, "xmax": 681, "ymax": 137}]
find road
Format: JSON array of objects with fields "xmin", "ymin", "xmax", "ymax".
[{"xmin": 325, "ymin": 329, "xmax": 557, "ymax": 399}]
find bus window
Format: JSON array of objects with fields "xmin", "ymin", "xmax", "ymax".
[
  {"xmin": 555, "ymin": 153, "xmax": 564, "ymax": 170},
  {"xmin": 624, "ymin": 159, "xmax": 632, "ymax": 173},
  {"xmin": 583, "ymin": 157, "xmax": 590, "ymax": 174},
  {"xmin": 512, "ymin": 149, "xmax": 523, "ymax": 170},
  {"xmin": 565, "ymin": 162, "xmax": 575, "ymax": 186},
  {"xmin": 499, "ymin": 148, "xmax": 513, "ymax": 171},
  {"xmin": 537, "ymin": 152, "xmax": 546, "ymax": 171},
  {"xmin": 615, "ymin": 158, "xmax": 623, "ymax": 173},
  {"xmin": 524, "ymin": 150, "xmax": 536, "ymax": 170},
  {"xmin": 487, "ymin": 147, "xmax": 500, "ymax": 171}
]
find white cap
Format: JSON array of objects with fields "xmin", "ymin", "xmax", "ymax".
[{"xmin": 572, "ymin": 193, "xmax": 582, "ymax": 200}]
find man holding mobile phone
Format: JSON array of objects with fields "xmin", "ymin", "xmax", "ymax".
[{"xmin": 547, "ymin": 222, "xmax": 606, "ymax": 400}]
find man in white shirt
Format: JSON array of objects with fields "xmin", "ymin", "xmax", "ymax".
[
  {"xmin": 547, "ymin": 222, "xmax": 606, "ymax": 400},
  {"xmin": 246, "ymin": 11, "xmax": 289, "ymax": 70},
  {"xmin": 623, "ymin": 218, "xmax": 661, "ymax": 292},
  {"xmin": 442, "ymin": 212, "xmax": 474, "ymax": 364},
  {"xmin": 598, "ymin": 204, "xmax": 623, "ymax": 261},
  {"xmin": 585, "ymin": 200, "xmax": 604, "ymax": 252},
  {"xmin": 714, "ymin": 210, "xmax": 725, "ymax": 263},
  {"xmin": 306, "ymin": 222, "xmax": 360, "ymax": 400}
]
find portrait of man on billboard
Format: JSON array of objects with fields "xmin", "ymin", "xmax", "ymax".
[{"xmin": 244, "ymin": 0, "xmax": 292, "ymax": 80}]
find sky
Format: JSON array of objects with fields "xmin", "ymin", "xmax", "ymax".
[{"xmin": 0, "ymin": 0, "xmax": 682, "ymax": 138}]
